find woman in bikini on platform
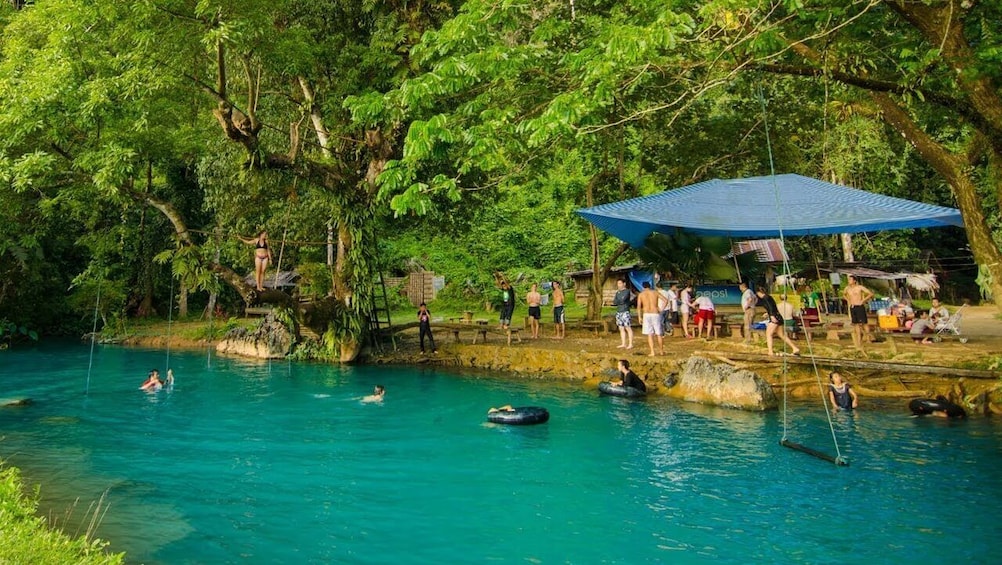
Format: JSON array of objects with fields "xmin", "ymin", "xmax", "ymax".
[{"xmin": 240, "ymin": 231, "xmax": 272, "ymax": 291}]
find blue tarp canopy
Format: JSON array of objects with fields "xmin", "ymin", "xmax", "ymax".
[{"xmin": 576, "ymin": 174, "xmax": 964, "ymax": 248}]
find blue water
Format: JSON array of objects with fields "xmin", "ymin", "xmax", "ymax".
[{"xmin": 1, "ymin": 343, "xmax": 1001, "ymax": 564}]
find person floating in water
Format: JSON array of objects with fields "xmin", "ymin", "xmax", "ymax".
[
  {"xmin": 362, "ymin": 385, "xmax": 385, "ymax": 403},
  {"xmin": 488, "ymin": 405, "xmax": 514, "ymax": 414},
  {"xmin": 611, "ymin": 359, "xmax": 647, "ymax": 393},
  {"xmin": 828, "ymin": 372, "xmax": 858, "ymax": 411},
  {"xmin": 239, "ymin": 230, "xmax": 272, "ymax": 292},
  {"xmin": 140, "ymin": 369, "xmax": 163, "ymax": 392}
]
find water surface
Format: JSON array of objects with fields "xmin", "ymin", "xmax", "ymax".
[{"xmin": 1, "ymin": 343, "xmax": 1000, "ymax": 564}]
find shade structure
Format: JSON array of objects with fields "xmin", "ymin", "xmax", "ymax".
[{"xmin": 576, "ymin": 174, "xmax": 964, "ymax": 248}]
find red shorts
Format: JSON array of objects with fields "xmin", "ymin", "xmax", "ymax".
[{"xmin": 694, "ymin": 309, "xmax": 715, "ymax": 324}]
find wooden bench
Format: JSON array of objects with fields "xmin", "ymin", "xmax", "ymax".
[
  {"xmin": 450, "ymin": 326, "xmax": 489, "ymax": 344},
  {"xmin": 448, "ymin": 325, "xmax": 521, "ymax": 345},
  {"xmin": 580, "ymin": 319, "xmax": 609, "ymax": 336}
]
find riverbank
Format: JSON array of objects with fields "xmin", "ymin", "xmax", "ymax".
[{"xmin": 115, "ymin": 306, "xmax": 1002, "ymax": 413}]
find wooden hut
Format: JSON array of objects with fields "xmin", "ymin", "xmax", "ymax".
[{"xmin": 565, "ymin": 265, "xmax": 640, "ymax": 306}]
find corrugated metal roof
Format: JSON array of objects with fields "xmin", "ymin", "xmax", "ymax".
[
  {"xmin": 723, "ymin": 239, "xmax": 789, "ymax": 263},
  {"xmin": 577, "ymin": 174, "xmax": 964, "ymax": 247}
]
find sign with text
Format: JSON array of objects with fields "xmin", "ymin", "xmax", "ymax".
[{"xmin": 694, "ymin": 285, "xmax": 742, "ymax": 305}]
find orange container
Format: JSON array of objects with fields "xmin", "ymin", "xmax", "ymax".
[{"xmin": 878, "ymin": 315, "xmax": 900, "ymax": 330}]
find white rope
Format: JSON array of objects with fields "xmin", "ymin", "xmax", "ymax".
[
  {"xmin": 758, "ymin": 85, "xmax": 845, "ymax": 464},
  {"xmin": 165, "ymin": 274, "xmax": 174, "ymax": 371},
  {"xmin": 85, "ymin": 277, "xmax": 101, "ymax": 395}
]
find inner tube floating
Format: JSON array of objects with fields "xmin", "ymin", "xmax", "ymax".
[
  {"xmin": 598, "ymin": 381, "xmax": 647, "ymax": 398},
  {"xmin": 487, "ymin": 406, "xmax": 550, "ymax": 425},
  {"xmin": 909, "ymin": 397, "xmax": 967, "ymax": 419}
]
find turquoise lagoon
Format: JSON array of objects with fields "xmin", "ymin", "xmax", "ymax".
[{"xmin": 1, "ymin": 343, "xmax": 1000, "ymax": 564}]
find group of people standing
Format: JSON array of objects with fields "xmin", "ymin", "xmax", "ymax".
[
  {"xmin": 499, "ymin": 279, "xmax": 567, "ymax": 339},
  {"xmin": 611, "ymin": 279, "xmax": 729, "ymax": 357},
  {"xmin": 610, "ymin": 278, "xmax": 804, "ymax": 358}
]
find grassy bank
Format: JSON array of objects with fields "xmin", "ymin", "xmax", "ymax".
[{"xmin": 0, "ymin": 462, "xmax": 124, "ymax": 565}]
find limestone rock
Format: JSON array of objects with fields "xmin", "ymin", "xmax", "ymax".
[
  {"xmin": 666, "ymin": 356, "xmax": 778, "ymax": 411},
  {"xmin": 216, "ymin": 314, "xmax": 293, "ymax": 360}
]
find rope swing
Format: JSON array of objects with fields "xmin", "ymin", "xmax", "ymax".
[
  {"xmin": 757, "ymin": 84, "xmax": 847, "ymax": 467},
  {"xmin": 85, "ymin": 275, "xmax": 102, "ymax": 396},
  {"xmin": 165, "ymin": 274, "xmax": 174, "ymax": 373}
]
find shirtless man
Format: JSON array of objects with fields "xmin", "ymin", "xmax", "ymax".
[
  {"xmin": 526, "ymin": 283, "xmax": 542, "ymax": 339},
  {"xmin": 551, "ymin": 281, "xmax": 565, "ymax": 339},
  {"xmin": 637, "ymin": 281, "xmax": 664, "ymax": 356},
  {"xmin": 843, "ymin": 275, "xmax": 874, "ymax": 350}
]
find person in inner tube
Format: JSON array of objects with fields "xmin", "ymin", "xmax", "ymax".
[
  {"xmin": 488, "ymin": 405, "xmax": 515, "ymax": 414},
  {"xmin": 611, "ymin": 359, "xmax": 647, "ymax": 393},
  {"xmin": 828, "ymin": 371, "xmax": 858, "ymax": 411}
]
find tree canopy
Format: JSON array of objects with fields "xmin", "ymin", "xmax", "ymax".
[{"xmin": 0, "ymin": 0, "xmax": 996, "ymax": 353}]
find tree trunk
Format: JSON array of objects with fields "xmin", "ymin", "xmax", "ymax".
[
  {"xmin": 872, "ymin": 92, "xmax": 1002, "ymax": 308},
  {"xmin": 178, "ymin": 280, "xmax": 188, "ymax": 318},
  {"xmin": 588, "ymin": 224, "xmax": 604, "ymax": 320}
]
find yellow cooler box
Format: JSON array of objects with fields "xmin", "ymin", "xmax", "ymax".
[{"xmin": 878, "ymin": 315, "xmax": 901, "ymax": 330}]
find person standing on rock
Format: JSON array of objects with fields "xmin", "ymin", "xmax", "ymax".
[
  {"xmin": 552, "ymin": 281, "xmax": 566, "ymax": 339},
  {"xmin": 755, "ymin": 287, "xmax": 800, "ymax": 357},
  {"xmin": 659, "ymin": 282, "xmax": 678, "ymax": 337},
  {"xmin": 843, "ymin": 274, "xmax": 874, "ymax": 351},
  {"xmin": 637, "ymin": 281, "xmax": 664, "ymax": 356},
  {"xmin": 680, "ymin": 282, "xmax": 695, "ymax": 338},
  {"xmin": 526, "ymin": 283, "xmax": 542, "ymax": 339},
  {"xmin": 499, "ymin": 280, "xmax": 516, "ymax": 331},
  {"xmin": 417, "ymin": 302, "xmax": 437, "ymax": 355},
  {"xmin": 612, "ymin": 279, "xmax": 634, "ymax": 349},
  {"xmin": 740, "ymin": 282, "xmax": 756, "ymax": 344}
]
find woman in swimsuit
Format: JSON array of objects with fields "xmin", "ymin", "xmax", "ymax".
[{"xmin": 240, "ymin": 231, "xmax": 272, "ymax": 291}]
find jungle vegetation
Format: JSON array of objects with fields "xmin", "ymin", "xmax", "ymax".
[{"xmin": 0, "ymin": 0, "xmax": 999, "ymax": 358}]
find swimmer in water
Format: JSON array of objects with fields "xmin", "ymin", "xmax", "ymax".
[
  {"xmin": 140, "ymin": 369, "xmax": 163, "ymax": 392},
  {"xmin": 362, "ymin": 385, "xmax": 385, "ymax": 403}
]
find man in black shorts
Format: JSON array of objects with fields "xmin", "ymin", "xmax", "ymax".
[
  {"xmin": 526, "ymin": 283, "xmax": 542, "ymax": 339},
  {"xmin": 842, "ymin": 274, "xmax": 874, "ymax": 350}
]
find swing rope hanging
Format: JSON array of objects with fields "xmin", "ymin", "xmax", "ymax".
[
  {"xmin": 165, "ymin": 274, "xmax": 174, "ymax": 372},
  {"xmin": 758, "ymin": 84, "xmax": 847, "ymax": 467},
  {"xmin": 85, "ymin": 275, "xmax": 102, "ymax": 396}
]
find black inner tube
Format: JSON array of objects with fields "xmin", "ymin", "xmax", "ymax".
[
  {"xmin": 598, "ymin": 381, "xmax": 646, "ymax": 397},
  {"xmin": 487, "ymin": 406, "xmax": 549, "ymax": 425}
]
